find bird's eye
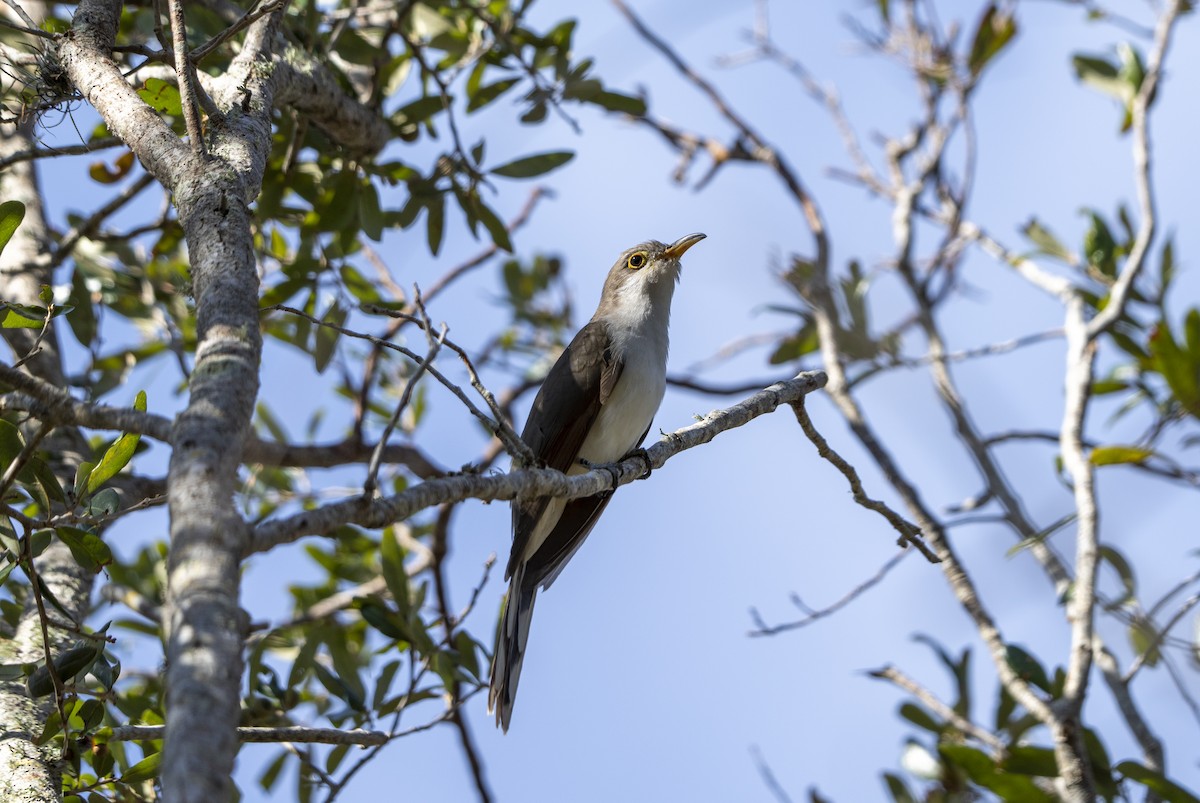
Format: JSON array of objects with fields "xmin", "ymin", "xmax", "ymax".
[{"xmin": 627, "ymin": 252, "xmax": 647, "ymax": 269}]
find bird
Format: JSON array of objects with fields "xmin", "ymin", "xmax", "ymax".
[{"xmin": 488, "ymin": 232, "xmax": 706, "ymax": 731}]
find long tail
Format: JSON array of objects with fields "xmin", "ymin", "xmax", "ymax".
[{"xmin": 488, "ymin": 568, "xmax": 537, "ymax": 732}]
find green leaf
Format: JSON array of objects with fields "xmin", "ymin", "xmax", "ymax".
[
  {"xmin": 1117, "ymin": 42, "xmax": 1145, "ymax": 96},
  {"xmin": 56, "ymin": 526, "xmax": 113, "ymax": 573},
  {"xmin": 425, "ymin": 192, "xmax": 445, "ymax": 256},
  {"xmin": 1089, "ymin": 444, "xmax": 1153, "ymax": 466},
  {"xmin": 0, "ymin": 419, "xmax": 37, "ymax": 486},
  {"xmin": 358, "ymin": 598, "xmax": 407, "ymax": 640},
  {"xmin": 87, "ymin": 393, "xmax": 145, "ymax": 494},
  {"xmin": 392, "ymin": 95, "xmax": 446, "ymax": 129},
  {"xmin": 1021, "ymin": 218, "xmax": 1072, "ymax": 262},
  {"xmin": 2, "ymin": 303, "xmax": 45, "ymax": 328},
  {"xmin": 66, "ymin": 265, "xmax": 98, "ymax": 348},
  {"xmin": 0, "ymin": 200, "xmax": 25, "ymax": 258},
  {"xmin": 120, "ymin": 751, "xmax": 163, "ymax": 785},
  {"xmin": 589, "ymin": 90, "xmax": 646, "ymax": 116},
  {"xmin": 358, "ymin": 182, "xmax": 384, "ymax": 242},
  {"xmin": 87, "ymin": 487, "xmax": 120, "ymax": 517},
  {"xmin": 1071, "ymin": 54, "xmax": 1127, "ymax": 99},
  {"xmin": 968, "ymin": 4, "xmax": 1017, "ymax": 76},
  {"xmin": 74, "ymin": 697, "xmax": 105, "ymax": 732},
  {"xmin": 476, "ymin": 200, "xmax": 512, "ymax": 252},
  {"xmin": 339, "ymin": 264, "xmax": 381, "ymax": 305},
  {"xmin": 1116, "ymin": 761, "xmax": 1200, "ymax": 803},
  {"xmin": 380, "ymin": 529, "xmax": 410, "ymax": 614},
  {"xmin": 313, "ymin": 302, "xmax": 346, "ymax": 374},
  {"xmin": 881, "ymin": 773, "xmax": 916, "ymax": 803},
  {"xmin": 898, "ymin": 702, "xmax": 942, "ymax": 733},
  {"xmin": 1091, "ymin": 379, "xmax": 1127, "ymax": 395},
  {"xmin": 769, "ymin": 322, "xmax": 819, "ymax": 364},
  {"xmin": 1128, "ymin": 616, "xmax": 1161, "ymax": 668},
  {"xmin": 491, "ymin": 151, "xmax": 574, "ymax": 179},
  {"xmin": 1186, "ymin": 308, "xmax": 1200, "ymax": 360},
  {"xmin": 137, "ymin": 77, "xmax": 183, "ymax": 116},
  {"xmin": 940, "ymin": 744, "xmax": 1055, "ymax": 802},
  {"xmin": 318, "ymin": 170, "xmax": 360, "ymax": 234},
  {"xmin": 1084, "ymin": 728, "xmax": 1118, "ymax": 799},
  {"xmin": 1001, "ymin": 745, "xmax": 1057, "ymax": 777},
  {"xmin": 1004, "ymin": 644, "xmax": 1053, "ymax": 693},
  {"xmin": 467, "ymin": 78, "xmax": 520, "ymax": 112},
  {"xmin": 312, "ymin": 659, "xmax": 365, "ymax": 713},
  {"xmin": 1149, "ymin": 318, "xmax": 1200, "ymax": 417},
  {"xmin": 1099, "ymin": 545, "xmax": 1136, "ymax": 604},
  {"xmin": 1159, "ymin": 236, "xmax": 1175, "ymax": 298},
  {"xmin": 260, "ymin": 750, "xmax": 290, "ymax": 792},
  {"xmin": 26, "ymin": 641, "xmax": 102, "ymax": 696},
  {"xmin": 1082, "ymin": 211, "xmax": 1117, "ymax": 278}
]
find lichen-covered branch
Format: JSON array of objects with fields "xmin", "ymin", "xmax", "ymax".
[{"xmin": 247, "ymin": 372, "xmax": 828, "ymax": 555}]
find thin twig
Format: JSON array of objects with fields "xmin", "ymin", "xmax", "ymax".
[
  {"xmin": 51, "ymin": 171, "xmax": 155, "ymax": 268},
  {"xmin": 1124, "ymin": 592, "xmax": 1200, "ymax": 682},
  {"xmin": 1085, "ymin": 0, "xmax": 1182, "ymax": 341},
  {"xmin": 789, "ymin": 397, "xmax": 935, "ymax": 560},
  {"xmin": 750, "ymin": 745, "xmax": 794, "ymax": 803},
  {"xmin": 362, "ymin": 290, "xmax": 444, "ymax": 496},
  {"xmin": 268, "ymin": 304, "xmax": 533, "ymax": 463},
  {"xmin": 868, "ymin": 664, "xmax": 1007, "ymax": 754},
  {"xmin": 167, "ymin": 0, "xmax": 207, "ymax": 155},
  {"xmin": 750, "ymin": 548, "xmax": 910, "ymax": 636},
  {"xmin": 0, "ymin": 420, "xmax": 50, "ymax": 501},
  {"xmin": 191, "ymin": 0, "xmax": 283, "ymax": 63},
  {"xmin": 1, "ymin": 0, "xmax": 47, "ymax": 34}
]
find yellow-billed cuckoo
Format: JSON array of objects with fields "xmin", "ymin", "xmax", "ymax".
[{"xmin": 489, "ymin": 232, "xmax": 706, "ymax": 731}]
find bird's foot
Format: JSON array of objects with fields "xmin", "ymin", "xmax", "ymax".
[
  {"xmin": 578, "ymin": 457, "xmax": 621, "ymax": 493},
  {"xmin": 621, "ymin": 447, "xmax": 653, "ymax": 480}
]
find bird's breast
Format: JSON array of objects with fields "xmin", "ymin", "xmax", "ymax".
[{"xmin": 575, "ymin": 331, "xmax": 667, "ymax": 467}]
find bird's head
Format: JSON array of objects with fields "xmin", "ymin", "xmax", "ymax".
[{"xmin": 596, "ymin": 232, "xmax": 705, "ymax": 319}]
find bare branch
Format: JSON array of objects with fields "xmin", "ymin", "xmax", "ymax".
[
  {"xmin": 789, "ymin": 397, "xmax": 935, "ymax": 560},
  {"xmin": 869, "ymin": 664, "xmax": 1007, "ymax": 754},
  {"xmin": 245, "ymin": 372, "xmax": 829, "ymax": 555},
  {"xmin": 51, "ymin": 171, "xmax": 155, "ymax": 268},
  {"xmin": 167, "ymin": 0, "xmax": 207, "ymax": 155},
  {"xmin": 750, "ymin": 548, "xmax": 910, "ymax": 636},
  {"xmin": 191, "ymin": 0, "xmax": 286, "ymax": 64},
  {"xmin": 1086, "ymin": 0, "xmax": 1183, "ymax": 341},
  {"xmin": 109, "ymin": 724, "xmax": 388, "ymax": 746},
  {"xmin": 610, "ymin": 0, "xmax": 829, "ymax": 261},
  {"xmin": 0, "ymin": 137, "xmax": 124, "ymax": 170},
  {"xmin": 362, "ymin": 291, "xmax": 444, "ymax": 496},
  {"xmin": 750, "ymin": 745, "xmax": 795, "ymax": 803}
]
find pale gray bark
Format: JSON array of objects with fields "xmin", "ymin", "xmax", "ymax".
[
  {"xmin": 0, "ymin": 7, "xmax": 95, "ymax": 796},
  {"xmin": 52, "ymin": 2, "xmax": 390, "ymax": 798}
]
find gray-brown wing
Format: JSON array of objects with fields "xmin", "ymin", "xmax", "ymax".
[{"xmin": 507, "ymin": 321, "xmax": 621, "ymax": 580}]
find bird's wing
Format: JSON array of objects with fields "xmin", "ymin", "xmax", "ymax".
[{"xmin": 507, "ymin": 320, "xmax": 621, "ymax": 580}]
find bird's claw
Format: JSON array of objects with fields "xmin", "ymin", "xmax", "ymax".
[
  {"xmin": 578, "ymin": 457, "xmax": 621, "ymax": 492},
  {"xmin": 622, "ymin": 447, "xmax": 653, "ymax": 480}
]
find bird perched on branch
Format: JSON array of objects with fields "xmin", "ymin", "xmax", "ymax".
[{"xmin": 488, "ymin": 233, "xmax": 706, "ymax": 731}]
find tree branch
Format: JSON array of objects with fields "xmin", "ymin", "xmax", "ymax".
[
  {"xmin": 869, "ymin": 664, "xmax": 1007, "ymax": 754},
  {"xmin": 109, "ymin": 724, "xmax": 388, "ymax": 746},
  {"xmin": 246, "ymin": 372, "xmax": 828, "ymax": 555},
  {"xmin": 788, "ymin": 397, "xmax": 935, "ymax": 560}
]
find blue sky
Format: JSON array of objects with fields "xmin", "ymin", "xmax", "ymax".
[{"xmin": 28, "ymin": 1, "xmax": 1200, "ymax": 800}]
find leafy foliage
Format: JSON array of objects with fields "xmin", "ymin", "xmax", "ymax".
[{"xmin": 0, "ymin": 0, "xmax": 636, "ymax": 798}]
